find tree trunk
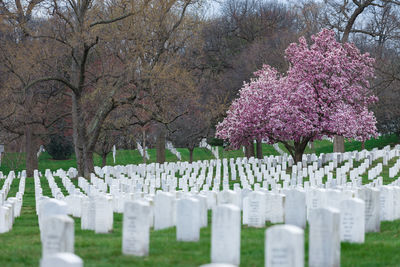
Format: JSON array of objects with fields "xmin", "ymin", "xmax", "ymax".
[
  {"xmin": 293, "ymin": 141, "xmax": 309, "ymax": 164},
  {"xmin": 249, "ymin": 142, "xmax": 255, "ymax": 157},
  {"xmin": 24, "ymin": 83, "xmax": 38, "ymax": 177},
  {"xmin": 83, "ymin": 150, "xmax": 94, "ymax": 178},
  {"xmin": 25, "ymin": 125, "xmax": 38, "ymax": 177},
  {"xmin": 102, "ymin": 153, "xmax": 107, "ymax": 167},
  {"xmin": 156, "ymin": 127, "xmax": 166, "ymax": 164},
  {"xmin": 333, "ymin": 135, "xmax": 345, "ymax": 153},
  {"xmin": 245, "ymin": 142, "xmax": 255, "ymax": 158},
  {"xmin": 336, "ymin": 4, "xmax": 369, "ymax": 154},
  {"xmin": 256, "ymin": 139, "xmax": 263, "ymax": 159},
  {"xmin": 294, "ymin": 149, "xmax": 303, "ymax": 163},
  {"xmin": 71, "ymin": 93, "xmax": 85, "ymax": 177},
  {"xmin": 361, "ymin": 141, "xmax": 365, "ymax": 150},
  {"xmin": 188, "ymin": 147, "xmax": 194, "ymax": 163},
  {"xmin": 71, "ymin": 92, "xmax": 95, "ymax": 178}
]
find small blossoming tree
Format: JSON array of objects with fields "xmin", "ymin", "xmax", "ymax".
[{"xmin": 216, "ymin": 29, "xmax": 378, "ymax": 162}]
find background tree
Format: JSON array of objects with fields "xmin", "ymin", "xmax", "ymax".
[
  {"xmin": 18, "ymin": 0, "xmax": 202, "ymax": 177},
  {"xmin": 0, "ymin": 0, "xmax": 70, "ymax": 176},
  {"xmin": 217, "ymin": 29, "xmax": 378, "ymax": 162},
  {"xmin": 321, "ymin": 0, "xmax": 400, "ymax": 152}
]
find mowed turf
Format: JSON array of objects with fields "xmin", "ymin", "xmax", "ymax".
[
  {"xmin": 1, "ymin": 177, "xmax": 400, "ymax": 266},
  {"xmin": 0, "ymin": 134, "xmax": 400, "ymax": 266}
]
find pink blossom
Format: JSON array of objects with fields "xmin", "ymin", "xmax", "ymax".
[{"xmin": 216, "ymin": 29, "xmax": 378, "ymax": 157}]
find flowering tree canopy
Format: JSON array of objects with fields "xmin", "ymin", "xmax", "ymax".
[{"xmin": 216, "ymin": 29, "xmax": 378, "ymax": 162}]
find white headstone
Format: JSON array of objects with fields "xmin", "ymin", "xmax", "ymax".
[
  {"xmin": 284, "ymin": 189, "xmax": 306, "ymax": 229},
  {"xmin": 176, "ymin": 197, "xmax": 201, "ymax": 242},
  {"xmin": 154, "ymin": 192, "xmax": 175, "ymax": 230},
  {"xmin": 39, "ymin": 199, "xmax": 68, "ymax": 233},
  {"xmin": 211, "ymin": 204, "xmax": 241, "ymax": 266},
  {"xmin": 339, "ymin": 198, "xmax": 365, "ymax": 243},
  {"xmin": 359, "ymin": 187, "xmax": 380, "ymax": 232},
  {"xmin": 122, "ymin": 200, "xmax": 151, "ymax": 256},
  {"xmin": 41, "ymin": 215, "xmax": 74, "ymax": 258},
  {"xmin": 265, "ymin": 224, "xmax": 304, "ymax": 267},
  {"xmin": 309, "ymin": 208, "xmax": 340, "ymax": 267},
  {"xmin": 95, "ymin": 196, "xmax": 113, "ymax": 233},
  {"xmin": 244, "ymin": 191, "xmax": 266, "ymax": 228}
]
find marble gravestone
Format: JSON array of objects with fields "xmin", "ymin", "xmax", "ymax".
[
  {"xmin": 269, "ymin": 193, "xmax": 285, "ymax": 224},
  {"xmin": 41, "ymin": 215, "xmax": 74, "ymax": 258},
  {"xmin": 154, "ymin": 192, "xmax": 175, "ymax": 230},
  {"xmin": 0, "ymin": 206, "xmax": 10, "ymax": 233},
  {"xmin": 39, "ymin": 199, "xmax": 68, "ymax": 232},
  {"xmin": 95, "ymin": 196, "xmax": 113, "ymax": 233},
  {"xmin": 81, "ymin": 197, "xmax": 96, "ymax": 230},
  {"xmin": 217, "ymin": 190, "xmax": 240, "ymax": 208},
  {"xmin": 359, "ymin": 187, "xmax": 380, "ymax": 232},
  {"xmin": 380, "ymin": 186, "xmax": 394, "ymax": 221},
  {"xmin": 176, "ymin": 197, "xmax": 201, "ymax": 242},
  {"xmin": 122, "ymin": 200, "xmax": 151, "ymax": 256},
  {"xmin": 40, "ymin": 253, "xmax": 83, "ymax": 267},
  {"xmin": 193, "ymin": 194, "xmax": 208, "ymax": 228},
  {"xmin": 340, "ymin": 198, "xmax": 365, "ymax": 243},
  {"xmin": 211, "ymin": 204, "xmax": 241, "ymax": 266},
  {"xmin": 265, "ymin": 224, "xmax": 304, "ymax": 267},
  {"xmin": 244, "ymin": 191, "xmax": 266, "ymax": 228},
  {"xmin": 309, "ymin": 207, "xmax": 340, "ymax": 267},
  {"xmin": 285, "ymin": 189, "xmax": 306, "ymax": 229}
]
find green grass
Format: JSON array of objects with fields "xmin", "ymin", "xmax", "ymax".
[
  {"xmin": 1, "ymin": 177, "xmax": 400, "ymax": 266},
  {"xmin": 0, "ymin": 134, "xmax": 400, "ymax": 266}
]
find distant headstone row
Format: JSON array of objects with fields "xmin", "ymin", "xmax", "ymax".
[
  {"xmin": 166, "ymin": 141, "xmax": 182, "ymax": 160},
  {"xmin": 0, "ymin": 171, "xmax": 25, "ymax": 233},
  {"xmin": 199, "ymin": 138, "xmax": 219, "ymax": 159}
]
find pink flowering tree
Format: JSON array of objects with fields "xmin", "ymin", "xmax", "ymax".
[{"xmin": 216, "ymin": 29, "xmax": 378, "ymax": 162}]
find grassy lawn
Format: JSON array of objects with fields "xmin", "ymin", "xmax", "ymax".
[
  {"xmin": 0, "ymin": 134, "xmax": 399, "ymax": 266},
  {"xmin": 1, "ymin": 177, "xmax": 400, "ymax": 266}
]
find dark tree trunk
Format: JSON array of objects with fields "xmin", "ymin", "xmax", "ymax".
[
  {"xmin": 188, "ymin": 147, "xmax": 194, "ymax": 163},
  {"xmin": 341, "ymin": 1, "xmax": 370, "ymax": 43},
  {"xmin": 294, "ymin": 140, "xmax": 310, "ymax": 164},
  {"xmin": 249, "ymin": 142, "xmax": 255, "ymax": 157},
  {"xmin": 256, "ymin": 139, "xmax": 263, "ymax": 159},
  {"xmin": 336, "ymin": 3, "xmax": 370, "ymax": 153},
  {"xmin": 24, "ymin": 84, "xmax": 38, "ymax": 177},
  {"xmin": 283, "ymin": 139, "xmax": 310, "ymax": 164},
  {"xmin": 156, "ymin": 128, "xmax": 166, "ymax": 164},
  {"xmin": 245, "ymin": 142, "xmax": 255, "ymax": 158},
  {"xmin": 361, "ymin": 141, "xmax": 365, "ymax": 150},
  {"xmin": 25, "ymin": 125, "xmax": 38, "ymax": 177},
  {"xmin": 71, "ymin": 93, "xmax": 85, "ymax": 177},
  {"xmin": 294, "ymin": 148, "xmax": 303, "ymax": 163},
  {"xmin": 333, "ymin": 135, "xmax": 345, "ymax": 153},
  {"xmin": 84, "ymin": 150, "xmax": 94, "ymax": 179},
  {"xmin": 72, "ymin": 92, "xmax": 96, "ymax": 178},
  {"xmin": 102, "ymin": 153, "xmax": 107, "ymax": 167}
]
